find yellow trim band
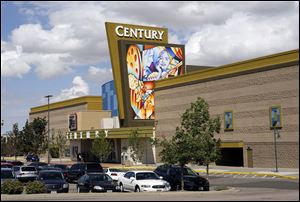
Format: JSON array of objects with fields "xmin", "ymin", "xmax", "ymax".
[
  {"xmin": 220, "ymin": 142, "xmax": 244, "ymax": 148},
  {"xmin": 156, "ymin": 49, "xmax": 299, "ymax": 89},
  {"xmin": 30, "ymin": 96, "xmax": 102, "ymax": 114}
]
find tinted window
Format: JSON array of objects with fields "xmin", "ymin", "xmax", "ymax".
[
  {"xmin": 136, "ymin": 172, "xmax": 160, "ymax": 180},
  {"xmin": 21, "ymin": 167, "xmax": 36, "ymax": 171},
  {"xmin": 1, "ymin": 170, "xmax": 14, "ymax": 179},
  {"xmin": 53, "ymin": 165, "xmax": 67, "ymax": 170},
  {"xmin": 124, "ymin": 172, "xmax": 134, "ymax": 179},
  {"xmin": 104, "ymin": 174, "xmax": 113, "ymax": 181},
  {"xmin": 13, "ymin": 167, "xmax": 20, "ymax": 172},
  {"xmin": 86, "ymin": 164, "xmax": 102, "ymax": 171},
  {"xmin": 183, "ymin": 167, "xmax": 198, "ymax": 176},
  {"xmin": 40, "ymin": 172, "xmax": 63, "ymax": 180},
  {"xmin": 90, "ymin": 174, "xmax": 105, "ymax": 182},
  {"xmin": 109, "ymin": 169, "xmax": 121, "ymax": 172},
  {"xmin": 71, "ymin": 164, "xmax": 79, "ymax": 170}
]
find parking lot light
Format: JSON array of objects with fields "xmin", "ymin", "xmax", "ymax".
[{"xmin": 45, "ymin": 95, "xmax": 53, "ymax": 165}]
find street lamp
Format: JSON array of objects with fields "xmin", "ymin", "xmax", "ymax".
[
  {"xmin": 45, "ymin": 95, "xmax": 53, "ymax": 165},
  {"xmin": 272, "ymin": 120, "xmax": 280, "ymax": 172}
]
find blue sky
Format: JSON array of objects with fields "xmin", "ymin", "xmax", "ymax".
[{"xmin": 1, "ymin": 1, "xmax": 299, "ymax": 133}]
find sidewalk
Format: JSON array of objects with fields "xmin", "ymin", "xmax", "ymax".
[{"xmin": 188, "ymin": 164, "xmax": 299, "ymax": 180}]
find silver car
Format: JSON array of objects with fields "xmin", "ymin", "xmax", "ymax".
[{"xmin": 15, "ymin": 166, "xmax": 38, "ymax": 182}]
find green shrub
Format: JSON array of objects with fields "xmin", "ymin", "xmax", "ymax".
[
  {"xmin": 1, "ymin": 180, "xmax": 24, "ymax": 194},
  {"xmin": 50, "ymin": 147, "xmax": 59, "ymax": 158},
  {"xmin": 25, "ymin": 181, "xmax": 47, "ymax": 194}
]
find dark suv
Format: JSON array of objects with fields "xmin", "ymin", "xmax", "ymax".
[
  {"xmin": 68, "ymin": 162, "xmax": 103, "ymax": 182},
  {"xmin": 154, "ymin": 164, "xmax": 209, "ymax": 191},
  {"xmin": 26, "ymin": 154, "xmax": 39, "ymax": 162}
]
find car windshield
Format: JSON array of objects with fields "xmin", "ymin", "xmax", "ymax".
[
  {"xmin": 40, "ymin": 172, "xmax": 63, "ymax": 180},
  {"xmin": 1, "ymin": 170, "xmax": 14, "ymax": 179},
  {"xmin": 136, "ymin": 172, "xmax": 160, "ymax": 180},
  {"xmin": 53, "ymin": 165, "xmax": 67, "ymax": 170},
  {"xmin": 87, "ymin": 164, "xmax": 101, "ymax": 170},
  {"xmin": 183, "ymin": 168, "xmax": 198, "ymax": 176},
  {"xmin": 13, "ymin": 166, "xmax": 20, "ymax": 171},
  {"xmin": 90, "ymin": 175, "xmax": 107, "ymax": 182},
  {"xmin": 21, "ymin": 167, "xmax": 36, "ymax": 171}
]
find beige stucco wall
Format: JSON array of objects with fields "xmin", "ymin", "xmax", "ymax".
[
  {"xmin": 76, "ymin": 111, "xmax": 111, "ymax": 131},
  {"xmin": 155, "ymin": 65, "xmax": 299, "ymax": 168},
  {"xmin": 29, "ymin": 104, "xmax": 88, "ymax": 136}
]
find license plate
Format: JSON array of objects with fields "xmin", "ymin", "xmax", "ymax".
[
  {"xmin": 107, "ymin": 190, "xmax": 113, "ymax": 193},
  {"xmin": 51, "ymin": 191, "xmax": 57, "ymax": 194}
]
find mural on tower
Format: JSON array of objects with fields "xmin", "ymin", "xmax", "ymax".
[{"xmin": 125, "ymin": 43, "xmax": 184, "ymax": 120}]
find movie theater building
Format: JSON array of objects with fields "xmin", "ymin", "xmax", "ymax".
[
  {"xmin": 29, "ymin": 22, "xmax": 298, "ymax": 168},
  {"xmin": 29, "ymin": 96, "xmax": 113, "ymax": 161},
  {"xmin": 154, "ymin": 49, "xmax": 299, "ymax": 168}
]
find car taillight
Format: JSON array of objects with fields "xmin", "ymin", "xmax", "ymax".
[{"xmin": 111, "ymin": 173, "xmax": 117, "ymax": 176}]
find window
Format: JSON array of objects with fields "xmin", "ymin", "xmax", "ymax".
[
  {"xmin": 270, "ymin": 106, "xmax": 282, "ymax": 129},
  {"xmin": 224, "ymin": 111, "xmax": 234, "ymax": 131}
]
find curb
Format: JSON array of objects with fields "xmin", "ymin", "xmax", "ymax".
[{"xmin": 194, "ymin": 169, "xmax": 299, "ymax": 180}]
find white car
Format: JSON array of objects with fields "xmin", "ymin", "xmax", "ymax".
[
  {"xmin": 118, "ymin": 171, "xmax": 171, "ymax": 192},
  {"xmin": 103, "ymin": 168, "xmax": 125, "ymax": 181}
]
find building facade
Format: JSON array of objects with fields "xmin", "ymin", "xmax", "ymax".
[{"xmin": 155, "ymin": 49, "xmax": 299, "ymax": 168}]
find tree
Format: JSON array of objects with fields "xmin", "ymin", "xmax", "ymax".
[
  {"xmin": 53, "ymin": 130, "xmax": 68, "ymax": 163},
  {"xmin": 90, "ymin": 131, "xmax": 112, "ymax": 163},
  {"xmin": 181, "ymin": 97, "xmax": 221, "ymax": 179},
  {"xmin": 159, "ymin": 97, "xmax": 221, "ymax": 190},
  {"xmin": 1, "ymin": 136, "xmax": 8, "ymax": 159},
  {"xmin": 128, "ymin": 129, "xmax": 146, "ymax": 164},
  {"xmin": 20, "ymin": 118, "xmax": 48, "ymax": 155},
  {"xmin": 7, "ymin": 123, "xmax": 22, "ymax": 160}
]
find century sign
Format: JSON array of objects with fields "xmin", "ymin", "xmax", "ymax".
[
  {"xmin": 115, "ymin": 25, "xmax": 165, "ymax": 40},
  {"xmin": 105, "ymin": 22, "xmax": 168, "ymax": 120}
]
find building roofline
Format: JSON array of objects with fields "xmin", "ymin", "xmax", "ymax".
[
  {"xmin": 30, "ymin": 96, "xmax": 102, "ymax": 114},
  {"xmin": 156, "ymin": 49, "xmax": 299, "ymax": 90}
]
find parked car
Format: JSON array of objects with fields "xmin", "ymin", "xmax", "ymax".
[
  {"xmin": 77, "ymin": 173, "xmax": 119, "ymax": 193},
  {"xmin": 15, "ymin": 166, "xmax": 38, "ymax": 182},
  {"xmin": 26, "ymin": 154, "xmax": 40, "ymax": 162},
  {"xmin": 37, "ymin": 170, "xmax": 69, "ymax": 193},
  {"xmin": 52, "ymin": 164, "xmax": 69, "ymax": 180},
  {"xmin": 28, "ymin": 162, "xmax": 48, "ymax": 173},
  {"xmin": 6, "ymin": 160, "xmax": 24, "ymax": 166},
  {"xmin": 103, "ymin": 168, "xmax": 125, "ymax": 181},
  {"xmin": 68, "ymin": 162, "xmax": 103, "ymax": 182},
  {"xmin": 1, "ymin": 168, "xmax": 16, "ymax": 185},
  {"xmin": 154, "ymin": 164, "xmax": 210, "ymax": 191},
  {"xmin": 12, "ymin": 166, "xmax": 21, "ymax": 176},
  {"xmin": 28, "ymin": 162, "xmax": 48, "ymax": 167},
  {"xmin": 1, "ymin": 162, "xmax": 14, "ymax": 169},
  {"xmin": 118, "ymin": 171, "xmax": 171, "ymax": 192}
]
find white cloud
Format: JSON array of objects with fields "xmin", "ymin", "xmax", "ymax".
[
  {"xmin": 186, "ymin": 11, "xmax": 299, "ymax": 66},
  {"xmin": 1, "ymin": 43, "xmax": 31, "ymax": 77},
  {"xmin": 86, "ymin": 66, "xmax": 113, "ymax": 85},
  {"xmin": 52, "ymin": 76, "xmax": 89, "ymax": 102},
  {"xmin": 1, "ymin": 1, "xmax": 299, "ymax": 79}
]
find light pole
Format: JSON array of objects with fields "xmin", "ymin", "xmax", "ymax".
[
  {"xmin": 45, "ymin": 95, "xmax": 53, "ymax": 165},
  {"xmin": 272, "ymin": 120, "xmax": 280, "ymax": 172},
  {"xmin": 1, "ymin": 120, "xmax": 3, "ymax": 136}
]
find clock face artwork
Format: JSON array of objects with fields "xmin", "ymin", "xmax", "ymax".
[{"xmin": 126, "ymin": 44, "xmax": 184, "ymax": 120}]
